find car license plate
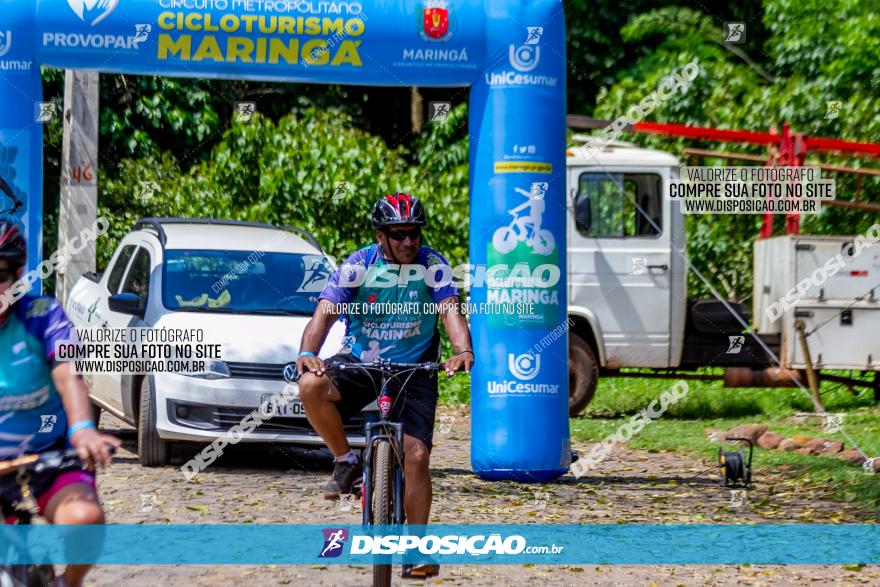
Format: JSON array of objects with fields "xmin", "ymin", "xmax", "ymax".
[{"xmin": 260, "ymin": 394, "xmax": 305, "ymax": 417}]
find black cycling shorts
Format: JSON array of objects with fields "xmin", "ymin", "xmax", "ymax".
[
  {"xmin": 326, "ymin": 353, "xmax": 440, "ymax": 452},
  {"xmin": 0, "ymin": 437, "xmax": 93, "ymax": 521}
]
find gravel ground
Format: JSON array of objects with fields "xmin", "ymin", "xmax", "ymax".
[{"xmin": 83, "ymin": 405, "xmax": 877, "ymax": 586}]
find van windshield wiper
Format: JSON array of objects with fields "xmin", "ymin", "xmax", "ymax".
[
  {"xmin": 244, "ymin": 309, "xmax": 312, "ymax": 316},
  {"xmin": 170, "ymin": 307, "xmax": 311, "ymax": 316}
]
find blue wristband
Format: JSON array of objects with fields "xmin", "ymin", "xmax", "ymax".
[
  {"xmin": 68, "ymin": 420, "xmax": 95, "ymax": 437},
  {"xmin": 298, "ymin": 351, "xmax": 316, "ymax": 359}
]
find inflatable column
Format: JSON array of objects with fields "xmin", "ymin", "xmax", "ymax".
[
  {"xmin": 469, "ymin": 0, "xmax": 569, "ymax": 481},
  {"xmin": 0, "ymin": 0, "xmax": 43, "ymax": 274}
]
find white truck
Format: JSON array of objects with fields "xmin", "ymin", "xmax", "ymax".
[
  {"xmin": 65, "ymin": 218, "xmax": 347, "ymax": 465},
  {"xmin": 563, "ymin": 138, "xmax": 880, "ymax": 414}
]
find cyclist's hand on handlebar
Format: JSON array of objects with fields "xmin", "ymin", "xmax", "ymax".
[
  {"xmin": 71, "ymin": 428, "xmax": 121, "ymax": 471},
  {"xmin": 444, "ymin": 351, "xmax": 474, "ymax": 378},
  {"xmin": 296, "ymin": 355, "xmax": 327, "ymax": 378}
]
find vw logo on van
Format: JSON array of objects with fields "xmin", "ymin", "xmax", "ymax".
[{"xmin": 283, "ymin": 362, "xmax": 300, "ymax": 383}]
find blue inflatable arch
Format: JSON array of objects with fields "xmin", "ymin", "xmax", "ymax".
[{"xmin": 0, "ymin": 0, "xmax": 569, "ymax": 481}]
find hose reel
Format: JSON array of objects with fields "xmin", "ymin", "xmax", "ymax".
[{"xmin": 719, "ymin": 436, "xmax": 753, "ymax": 489}]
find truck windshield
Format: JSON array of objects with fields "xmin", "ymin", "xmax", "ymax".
[{"xmin": 162, "ymin": 249, "xmax": 332, "ymax": 315}]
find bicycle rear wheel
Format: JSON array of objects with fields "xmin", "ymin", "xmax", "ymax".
[{"xmin": 371, "ymin": 439, "xmax": 394, "ymax": 587}]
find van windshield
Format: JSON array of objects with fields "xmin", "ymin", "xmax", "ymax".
[{"xmin": 163, "ymin": 249, "xmax": 333, "ymax": 315}]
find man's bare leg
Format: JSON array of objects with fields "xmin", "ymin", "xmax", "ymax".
[
  {"xmin": 298, "ymin": 373, "xmax": 349, "ymax": 457},
  {"xmin": 402, "ymin": 434, "xmax": 439, "ymax": 577},
  {"xmin": 43, "ymin": 483, "xmax": 103, "ymax": 587},
  {"xmin": 403, "ymin": 434, "xmax": 432, "ymax": 525}
]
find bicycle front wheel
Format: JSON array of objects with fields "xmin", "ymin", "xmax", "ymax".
[
  {"xmin": 0, "ymin": 563, "xmax": 55, "ymax": 587},
  {"xmin": 371, "ymin": 439, "xmax": 394, "ymax": 587}
]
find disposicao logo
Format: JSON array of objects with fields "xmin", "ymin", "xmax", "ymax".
[
  {"xmin": 67, "ymin": 0, "xmax": 119, "ymax": 26},
  {"xmin": 319, "ymin": 528, "xmax": 349, "ymax": 558},
  {"xmin": 319, "ymin": 531, "xmax": 562, "ymax": 558},
  {"xmin": 350, "ymin": 533, "xmax": 531, "ymax": 555}
]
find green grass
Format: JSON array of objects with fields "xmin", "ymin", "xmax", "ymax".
[
  {"xmin": 440, "ymin": 371, "xmax": 880, "ymax": 511},
  {"xmin": 571, "ymin": 376, "xmax": 880, "ymax": 512},
  {"xmin": 439, "ymin": 372, "xmax": 470, "ymax": 404},
  {"xmin": 584, "ymin": 371, "xmax": 876, "ymax": 419}
]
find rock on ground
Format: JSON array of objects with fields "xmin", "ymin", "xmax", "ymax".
[{"xmin": 757, "ymin": 431, "xmax": 784, "ymax": 450}]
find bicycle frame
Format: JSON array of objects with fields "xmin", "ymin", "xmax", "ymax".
[
  {"xmin": 1, "ymin": 508, "xmax": 56, "ymax": 587},
  {"xmin": 315, "ymin": 360, "xmax": 440, "ymax": 527},
  {"xmin": 360, "ymin": 364, "xmax": 411, "ymax": 526},
  {"xmin": 293, "ymin": 359, "xmax": 440, "ymax": 528},
  {"xmin": 323, "ymin": 361, "xmax": 439, "ymax": 587}
]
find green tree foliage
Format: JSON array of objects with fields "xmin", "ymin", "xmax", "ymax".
[
  {"xmin": 565, "ymin": 0, "xmax": 768, "ymax": 114},
  {"xmin": 97, "ymin": 104, "xmax": 470, "ymax": 270},
  {"xmin": 411, "ymin": 102, "xmax": 470, "ymax": 266},
  {"xmin": 593, "ymin": 1, "xmax": 880, "ymax": 300},
  {"xmin": 37, "ymin": 0, "xmax": 878, "ymax": 308}
]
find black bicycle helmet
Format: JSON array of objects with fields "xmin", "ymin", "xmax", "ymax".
[
  {"xmin": 371, "ymin": 193, "xmax": 427, "ymax": 228},
  {"xmin": 0, "ymin": 216, "xmax": 26, "ymax": 269}
]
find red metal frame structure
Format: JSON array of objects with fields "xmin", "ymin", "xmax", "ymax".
[
  {"xmin": 568, "ymin": 115, "xmax": 880, "ymax": 238},
  {"xmin": 629, "ymin": 121, "xmax": 880, "ymax": 238}
]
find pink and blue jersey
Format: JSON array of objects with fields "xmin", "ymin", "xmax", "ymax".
[
  {"xmin": 0, "ymin": 296, "xmax": 74, "ymax": 458},
  {"xmin": 319, "ymin": 245, "xmax": 458, "ymax": 363}
]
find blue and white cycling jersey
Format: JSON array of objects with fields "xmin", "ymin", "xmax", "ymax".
[
  {"xmin": 319, "ymin": 245, "xmax": 458, "ymax": 363},
  {"xmin": 0, "ymin": 296, "xmax": 75, "ymax": 458}
]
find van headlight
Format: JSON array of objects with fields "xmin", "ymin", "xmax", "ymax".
[{"xmin": 185, "ymin": 359, "xmax": 231, "ymax": 380}]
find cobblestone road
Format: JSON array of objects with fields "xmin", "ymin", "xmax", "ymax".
[{"xmin": 86, "ymin": 405, "xmax": 877, "ymax": 586}]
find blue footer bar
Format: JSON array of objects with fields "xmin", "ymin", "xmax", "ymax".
[{"xmin": 1, "ymin": 524, "xmax": 878, "ymax": 565}]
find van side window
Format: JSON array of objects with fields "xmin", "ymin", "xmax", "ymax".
[
  {"xmin": 574, "ymin": 173, "xmax": 662, "ymax": 238},
  {"xmin": 121, "ymin": 248, "xmax": 152, "ymax": 310},
  {"xmin": 106, "ymin": 245, "xmax": 136, "ymax": 294}
]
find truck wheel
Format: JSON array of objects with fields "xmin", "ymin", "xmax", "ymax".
[
  {"xmin": 569, "ymin": 333, "xmax": 598, "ymax": 417},
  {"xmin": 138, "ymin": 377, "xmax": 170, "ymax": 466}
]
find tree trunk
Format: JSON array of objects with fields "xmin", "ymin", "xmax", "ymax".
[{"xmin": 411, "ymin": 87, "xmax": 423, "ymax": 135}]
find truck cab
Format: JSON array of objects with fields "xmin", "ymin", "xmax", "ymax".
[
  {"xmin": 563, "ymin": 138, "xmax": 777, "ymax": 415},
  {"xmin": 565, "ymin": 138, "xmax": 687, "ymax": 371}
]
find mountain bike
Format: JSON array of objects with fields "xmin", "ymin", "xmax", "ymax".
[
  {"xmin": 310, "ymin": 360, "xmax": 443, "ymax": 587},
  {"xmin": 1, "ymin": 446, "xmax": 113, "ymax": 587}
]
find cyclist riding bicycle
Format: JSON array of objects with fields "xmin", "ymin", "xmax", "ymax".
[
  {"xmin": 297, "ymin": 193, "xmax": 474, "ymax": 579},
  {"xmin": 0, "ymin": 217, "xmax": 121, "ymax": 587}
]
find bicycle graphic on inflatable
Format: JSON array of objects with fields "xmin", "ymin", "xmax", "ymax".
[{"xmin": 492, "ymin": 183, "xmax": 555, "ymax": 255}]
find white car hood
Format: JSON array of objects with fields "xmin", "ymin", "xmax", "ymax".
[{"xmin": 152, "ymin": 312, "xmax": 346, "ymax": 364}]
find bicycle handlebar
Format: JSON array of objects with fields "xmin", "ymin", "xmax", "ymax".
[
  {"xmin": 290, "ymin": 359, "xmax": 444, "ymax": 382},
  {"xmin": 335, "ymin": 360, "xmax": 443, "ymax": 373},
  {"xmin": 0, "ymin": 444, "xmax": 118, "ymax": 478}
]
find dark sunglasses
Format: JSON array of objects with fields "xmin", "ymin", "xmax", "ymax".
[
  {"xmin": 0, "ymin": 268, "xmax": 15, "ymax": 283},
  {"xmin": 384, "ymin": 227, "xmax": 422, "ymax": 241}
]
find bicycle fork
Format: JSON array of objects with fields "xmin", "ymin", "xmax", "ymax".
[{"xmin": 361, "ymin": 420, "xmax": 406, "ymax": 525}]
